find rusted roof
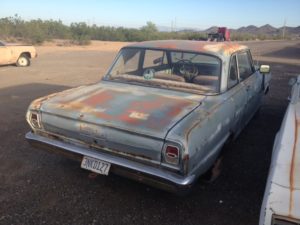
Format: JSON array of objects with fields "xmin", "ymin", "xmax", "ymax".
[{"xmin": 125, "ymin": 40, "xmax": 248, "ymax": 56}]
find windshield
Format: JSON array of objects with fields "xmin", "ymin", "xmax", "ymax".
[{"xmin": 106, "ymin": 48, "xmax": 221, "ymax": 93}]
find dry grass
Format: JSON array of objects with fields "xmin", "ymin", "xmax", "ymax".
[{"xmin": 37, "ymin": 40, "xmax": 131, "ymax": 55}]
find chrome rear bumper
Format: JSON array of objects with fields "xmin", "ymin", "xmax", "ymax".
[{"xmin": 25, "ymin": 132, "xmax": 195, "ymax": 193}]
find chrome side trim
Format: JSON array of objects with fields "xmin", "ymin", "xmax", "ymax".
[{"xmin": 25, "ymin": 132, "xmax": 196, "ymax": 187}]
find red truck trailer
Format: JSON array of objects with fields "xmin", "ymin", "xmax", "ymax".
[{"xmin": 208, "ymin": 27, "xmax": 230, "ymax": 41}]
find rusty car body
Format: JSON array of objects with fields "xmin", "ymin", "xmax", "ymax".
[
  {"xmin": 0, "ymin": 40, "xmax": 37, "ymax": 66},
  {"xmin": 25, "ymin": 40, "xmax": 270, "ymax": 192},
  {"xmin": 259, "ymin": 76, "xmax": 300, "ymax": 225}
]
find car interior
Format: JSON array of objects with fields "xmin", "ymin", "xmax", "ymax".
[{"xmin": 108, "ymin": 48, "xmax": 221, "ymax": 92}]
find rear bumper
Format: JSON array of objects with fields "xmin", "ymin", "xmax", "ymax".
[{"xmin": 25, "ymin": 132, "xmax": 196, "ymax": 193}]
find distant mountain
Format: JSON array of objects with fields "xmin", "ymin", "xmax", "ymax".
[
  {"xmin": 279, "ymin": 26, "xmax": 300, "ymax": 35},
  {"xmin": 235, "ymin": 24, "xmax": 299, "ymax": 37},
  {"xmin": 237, "ymin": 25, "xmax": 258, "ymax": 33},
  {"xmin": 236, "ymin": 24, "xmax": 279, "ymax": 35},
  {"xmin": 161, "ymin": 24, "xmax": 300, "ymax": 37},
  {"xmin": 203, "ymin": 26, "xmax": 218, "ymax": 33},
  {"xmin": 258, "ymin": 24, "xmax": 278, "ymax": 34}
]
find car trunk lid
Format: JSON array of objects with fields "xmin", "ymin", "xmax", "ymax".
[{"xmin": 39, "ymin": 81, "xmax": 204, "ymax": 162}]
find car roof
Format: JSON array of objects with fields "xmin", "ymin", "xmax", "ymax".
[{"xmin": 125, "ymin": 40, "xmax": 248, "ymax": 57}]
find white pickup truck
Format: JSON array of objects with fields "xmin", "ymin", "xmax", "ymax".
[
  {"xmin": 0, "ymin": 40, "xmax": 37, "ymax": 66},
  {"xmin": 259, "ymin": 76, "xmax": 300, "ymax": 225}
]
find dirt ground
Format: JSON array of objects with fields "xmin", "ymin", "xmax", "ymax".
[{"xmin": 0, "ymin": 40, "xmax": 300, "ymax": 225}]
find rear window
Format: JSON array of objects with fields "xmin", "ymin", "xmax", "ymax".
[{"xmin": 107, "ymin": 48, "xmax": 221, "ymax": 94}]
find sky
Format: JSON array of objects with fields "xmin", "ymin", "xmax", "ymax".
[{"xmin": 1, "ymin": 0, "xmax": 300, "ymax": 29}]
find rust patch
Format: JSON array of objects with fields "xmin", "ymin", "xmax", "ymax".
[
  {"xmin": 90, "ymin": 142, "xmax": 153, "ymax": 161},
  {"xmin": 129, "ymin": 98, "xmax": 166, "ymax": 112},
  {"xmin": 30, "ymin": 85, "xmax": 88, "ymax": 111},
  {"xmin": 117, "ymin": 111, "xmax": 144, "ymax": 126},
  {"xmin": 184, "ymin": 102, "xmax": 221, "ymax": 142},
  {"xmin": 31, "ymin": 93, "xmax": 59, "ymax": 110},
  {"xmin": 203, "ymin": 43, "xmax": 246, "ymax": 55},
  {"xmin": 39, "ymin": 131, "xmax": 65, "ymax": 142},
  {"xmin": 167, "ymin": 101, "xmax": 192, "ymax": 118},
  {"xmin": 156, "ymin": 43, "xmax": 178, "ymax": 49},
  {"xmin": 128, "ymin": 40, "xmax": 248, "ymax": 56},
  {"xmin": 183, "ymin": 154, "xmax": 190, "ymax": 175},
  {"xmin": 81, "ymin": 90, "xmax": 114, "ymax": 106},
  {"xmin": 289, "ymin": 113, "xmax": 299, "ymax": 216},
  {"xmin": 184, "ymin": 120, "xmax": 202, "ymax": 143},
  {"xmin": 42, "ymin": 85, "xmax": 199, "ymax": 133}
]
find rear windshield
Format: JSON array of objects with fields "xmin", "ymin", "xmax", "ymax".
[{"xmin": 106, "ymin": 48, "xmax": 221, "ymax": 94}]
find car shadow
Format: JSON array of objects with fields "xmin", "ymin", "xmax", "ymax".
[
  {"xmin": 0, "ymin": 64, "xmax": 16, "ymax": 68},
  {"xmin": 0, "ymin": 82, "xmax": 70, "ymax": 106}
]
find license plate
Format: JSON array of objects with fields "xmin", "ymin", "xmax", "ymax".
[{"xmin": 81, "ymin": 156, "xmax": 111, "ymax": 175}]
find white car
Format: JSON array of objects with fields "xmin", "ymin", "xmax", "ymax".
[
  {"xmin": 0, "ymin": 40, "xmax": 37, "ymax": 66},
  {"xmin": 259, "ymin": 76, "xmax": 300, "ymax": 225}
]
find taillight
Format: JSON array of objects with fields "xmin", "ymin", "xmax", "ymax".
[
  {"xmin": 165, "ymin": 145, "xmax": 180, "ymax": 165},
  {"xmin": 28, "ymin": 112, "xmax": 42, "ymax": 129}
]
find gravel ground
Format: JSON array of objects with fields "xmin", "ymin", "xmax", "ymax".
[{"xmin": 0, "ymin": 40, "xmax": 299, "ymax": 225}]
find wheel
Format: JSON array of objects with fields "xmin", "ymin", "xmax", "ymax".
[
  {"xmin": 16, "ymin": 54, "xmax": 30, "ymax": 67},
  {"xmin": 201, "ymin": 157, "xmax": 223, "ymax": 183}
]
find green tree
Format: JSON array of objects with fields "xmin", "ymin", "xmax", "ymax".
[
  {"xmin": 140, "ymin": 21, "xmax": 158, "ymax": 40},
  {"xmin": 70, "ymin": 22, "xmax": 91, "ymax": 45}
]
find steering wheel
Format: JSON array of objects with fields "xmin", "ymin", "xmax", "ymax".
[
  {"xmin": 143, "ymin": 68, "xmax": 155, "ymax": 80},
  {"xmin": 174, "ymin": 59, "xmax": 198, "ymax": 82}
]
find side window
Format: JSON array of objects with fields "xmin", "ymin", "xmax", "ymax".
[
  {"xmin": 143, "ymin": 50, "xmax": 167, "ymax": 68},
  {"xmin": 237, "ymin": 51, "xmax": 254, "ymax": 80},
  {"xmin": 109, "ymin": 49, "xmax": 141, "ymax": 75},
  {"xmin": 123, "ymin": 50, "xmax": 141, "ymax": 72},
  {"xmin": 248, "ymin": 50, "xmax": 255, "ymax": 70},
  {"xmin": 228, "ymin": 55, "xmax": 238, "ymax": 89}
]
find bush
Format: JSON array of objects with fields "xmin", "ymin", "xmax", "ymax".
[
  {"xmin": 70, "ymin": 22, "xmax": 91, "ymax": 45},
  {"xmin": 71, "ymin": 35, "xmax": 91, "ymax": 45},
  {"xmin": 0, "ymin": 15, "xmax": 287, "ymax": 44}
]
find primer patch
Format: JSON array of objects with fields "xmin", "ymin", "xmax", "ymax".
[{"xmin": 129, "ymin": 111, "xmax": 149, "ymax": 120}]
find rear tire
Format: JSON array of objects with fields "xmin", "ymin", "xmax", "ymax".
[
  {"xmin": 16, "ymin": 54, "xmax": 30, "ymax": 67},
  {"xmin": 202, "ymin": 157, "xmax": 223, "ymax": 183}
]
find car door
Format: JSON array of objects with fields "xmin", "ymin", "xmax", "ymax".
[
  {"xmin": 0, "ymin": 43, "xmax": 11, "ymax": 65},
  {"xmin": 237, "ymin": 50, "xmax": 262, "ymax": 126},
  {"xmin": 226, "ymin": 54, "xmax": 248, "ymax": 137}
]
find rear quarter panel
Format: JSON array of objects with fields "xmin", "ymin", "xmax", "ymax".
[
  {"xmin": 166, "ymin": 94, "xmax": 236, "ymax": 177},
  {"xmin": 8, "ymin": 45, "xmax": 37, "ymax": 63}
]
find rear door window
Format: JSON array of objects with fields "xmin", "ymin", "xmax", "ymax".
[
  {"xmin": 237, "ymin": 51, "xmax": 254, "ymax": 80},
  {"xmin": 143, "ymin": 50, "xmax": 167, "ymax": 68},
  {"xmin": 228, "ymin": 55, "xmax": 238, "ymax": 89}
]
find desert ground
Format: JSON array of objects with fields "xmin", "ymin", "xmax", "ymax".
[{"xmin": 0, "ymin": 40, "xmax": 300, "ymax": 225}]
